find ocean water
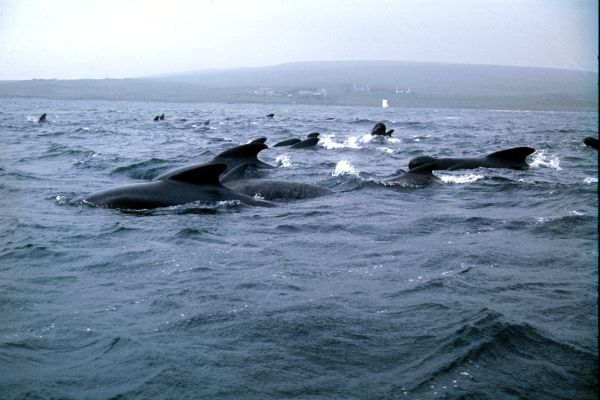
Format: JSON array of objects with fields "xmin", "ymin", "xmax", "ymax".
[{"xmin": 0, "ymin": 98, "xmax": 597, "ymax": 399}]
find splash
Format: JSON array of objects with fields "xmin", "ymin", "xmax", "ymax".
[
  {"xmin": 319, "ymin": 134, "xmax": 363, "ymax": 149},
  {"xmin": 530, "ymin": 150, "xmax": 562, "ymax": 171},
  {"xmin": 438, "ymin": 174, "xmax": 484, "ymax": 184},
  {"xmin": 583, "ymin": 177, "xmax": 598, "ymax": 184},
  {"xmin": 332, "ymin": 160, "xmax": 359, "ymax": 177},
  {"xmin": 275, "ymin": 154, "xmax": 292, "ymax": 168}
]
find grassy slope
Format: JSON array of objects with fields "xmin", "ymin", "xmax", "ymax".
[{"xmin": 0, "ymin": 61, "xmax": 596, "ymax": 111}]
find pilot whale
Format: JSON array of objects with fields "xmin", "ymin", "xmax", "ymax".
[
  {"xmin": 274, "ymin": 133, "xmax": 320, "ymax": 148},
  {"xmin": 583, "ymin": 137, "xmax": 599, "ymax": 150},
  {"xmin": 408, "ymin": 147, "xmax": 535, "ymax": 171},
  {"xmin": 222, "ymin": 164, "xmax": 332, "ymax": 201},
  {"xmin": 371, "ymin": 122, "xmax": 393, "ymax": 136},
  {"xmin": 74, "ymin": 163, "xmax": 274, "ymax": 210},
  {"xmin": 290, "ymin": 137, "xmax": 319, "ymax": 149},
  {"xmin": 384, "ymin": 164, "xmax": 440, "ymax": 186},
  {"xmin": 154, "ymin": 142, "xmax": 274, "ymax": 182},
  {"xmin": 274, "ymin": 138, "xmax": 301, "ymax": 147}
]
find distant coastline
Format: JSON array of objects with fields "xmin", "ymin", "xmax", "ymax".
[{"xmin": 0, "ymin": 61, "xmax": 596, "ymax": 111}]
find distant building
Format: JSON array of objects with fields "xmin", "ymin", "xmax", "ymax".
[
  {"xmin": 352, "ymin": 84, "xmax": 370, "ymax": 92},
  {"xmin": 297, "ymin": 88, "xmax": 327, "ymax": 97},
  {"xmin": 254, "ymin": 88, "xmax": 276, "ymax": 95},
  {"xmin": 395, "ymin": 87, "xmax": 411, "ymax": 94}
]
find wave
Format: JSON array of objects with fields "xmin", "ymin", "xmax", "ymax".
[
  {"xmin": 438, "ymin": 173, "xmax": 485, "ymax": 184},
  {"xmin": 395, "ymin": 308, "xmax": 598, "ymax": 399}
]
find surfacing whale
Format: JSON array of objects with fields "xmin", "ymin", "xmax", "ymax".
[
  {"xmin": 274, "ymin": 133, "xmax": 320, "ymax": 148},
  {"xmin": 384, "ymin": 164, "xmax": 440, "ymax": 186},
  {"xmin": 74, "ymin": 163, "xmax": 275, "ymax": 210},
  {"xmin": 249, "ymin": 137, "xmax": 267, "ymax": 144},
  {"xmin": 371, "ymin": 122, "xmax": 393, "ymax": 136},
  {"xmin": 583, "ymin": 137, "xmax": 599, "ymax": 150},
  {"xmin": 408, "ymin": 147, "xmax": 535, "ymax": 171},
  {"xmin": 222, "ymin": 164, "xmax": 333, "ymax": 201},
  {"xmin": 38, "ymin": 113, "xmax": 47, "ymax": 123},
  {"xmin": 154, "ymin": 143, "xmax": 274, "ymax": 182},
  {"xmin": 274, "ymin": 138, "xmax": 301, "ymax": 147},
  {"xmin": 290, "ymin": 136, "xmax": 319, "ymax": 149}
]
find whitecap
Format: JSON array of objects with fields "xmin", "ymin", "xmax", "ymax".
[
  {"xmin": 332, "ymin": 160, "xmax": 359, "ymax": 177},
  {"xmin": 275, "ymin": 154, "xmax": 292, "ymax": 168},
  {"xmin": 319, "ymin": 134, "xmax": 363, "ymax": 149},
  {"xmin": 584, "ymin": 177, "xmax": 598, "ymax": 184},
  {"xmin": 438, "ymin": 174, "xmax": 484, "ymax": 184},
  {"xmin": 530, "ymin": 150, "xmax": 562, "ymax": 171}
]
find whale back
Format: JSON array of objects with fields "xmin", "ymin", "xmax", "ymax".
[
  {"xmin": 486, "ymin": 147, "xmax": 535, "ymax": 162},
  {"xmin": 385, "ymin": 163, "xmax": 439, "ymax": 186},
  {"xmin": 583, "ymin": 137, "xmax": 599, "ymax": 150},
  {"xmin": 408, "ymin": 156, "xmax": 437, "ymax": 170},
  {"xmin": 290, "ymin": 137, "xmax": 319, "ymax": 149},
  {"xmin": 274, "ymin": 138, "xmax": 302, "ymax": 147}
]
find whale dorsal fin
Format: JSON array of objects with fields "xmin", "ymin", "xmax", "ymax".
[
  {"xmin": 215, "ymin": 143, "xmax": 274, "ymax": 168},
  {"xmin": 167, "ymin": 163, "xmax": 227, "ymax": 185},
  {"xmin": 487, "ymin": 147, "xmax": 535, "ymax": 161},
  {"xmin": 217, "ymin": 143, "xmax": 268, "ymax": 159},
  {"xmin": 220, "ymin": 163, "xmax": 249, "ymax": 183},
  {"xmin": 249, "ymin": 137, "xmax": 267, "ymax": 144}
]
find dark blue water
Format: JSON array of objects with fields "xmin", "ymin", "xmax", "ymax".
[{"xmin": 1, "ymin": 98, "xmax": 597, "ymax": 399}]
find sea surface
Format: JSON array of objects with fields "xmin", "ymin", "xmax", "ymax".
[{"xmin": 0, "ymin": 98, "xmax": 597, "ymax": 399}]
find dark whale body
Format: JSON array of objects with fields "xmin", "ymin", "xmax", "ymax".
[
  {"xmin": 274, "ymin": 138, "xmax": 302, "ymax": 147},
  {"xmin": 275, "ymin": 133, "xmax": 320, "ymax": 147},
  {"xmin": 384, "ymin": 164, "xmax": 440, "ymax": 186},
  {"xmin": 583, "ymin": 137, "xmax": 599, "ymax": 150},
  {"xmin": 222, "ymin": 164, "xmax": 332, "ymax": 201},
  {"xmin": 226, "ymin": 179, "xmax": 332, "ymax": 201},
  {"xmin": 371, "ymin": 122, "xmax": 393, "ymax": 136},
  {"xmin": 290, "ymin": 137, "xmax": 319, "ymax": 149},
  {"xmin": 38, "ymin": 113, "xmax": 47, "ymax": 123},
  {"xmin": 154, "ymin": 143, "xmax": 274, "ymax": 182},
  {"xmin": 408, "ymin": 147, "xmax": 535, "ymax": 171},
  {"xmin": 75, "ymin": 164, "xmax": 274, "ymax": 210}
]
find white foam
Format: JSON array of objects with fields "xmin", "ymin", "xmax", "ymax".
[
  {"xmin": 530, "ymin": 150, "xmax": 562, "ymax": 171},
  {"xmin": 584, "ymin": 177, "xmax": 598, "ymax": 184},
  {"xmin": 438, "ymin": 174, "xmax": 484, "ymax": 184},
  {"xmin": 319, "ymin": 134, "xmax": 364, "ymax": 150},
  {"xmin": 275, "ymin": 154, "xmax": 292, "ymax": 168},
  {"xmin": 332, "ymin": 160, "xmax": 359, "ymax": 177}
]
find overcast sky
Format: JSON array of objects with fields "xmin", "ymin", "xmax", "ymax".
[{"xmin": 0, "ymin": 0, "xmax": 597, "ymax": 80}]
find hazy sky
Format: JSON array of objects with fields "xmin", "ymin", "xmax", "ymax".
[{"xmin": 0, "ymin": 0, "xmax": 597, "ymax": 79}]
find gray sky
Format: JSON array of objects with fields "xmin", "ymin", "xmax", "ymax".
[{"xmin": 0, "ymin": 0, "xmax": 597, "ymax": 80}]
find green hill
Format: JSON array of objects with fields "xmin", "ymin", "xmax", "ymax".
[{"xmin": 0, "ymin": 61, "xmax": 596, "ymax": 111}]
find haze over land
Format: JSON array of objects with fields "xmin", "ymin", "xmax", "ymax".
[
  {"xmin": 0, "ymin": 61, "xmax": 596, "ymax": 111},
  {"xmin": 1, "ymin": 1, "xmax": 596, "ymax": 111}
]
